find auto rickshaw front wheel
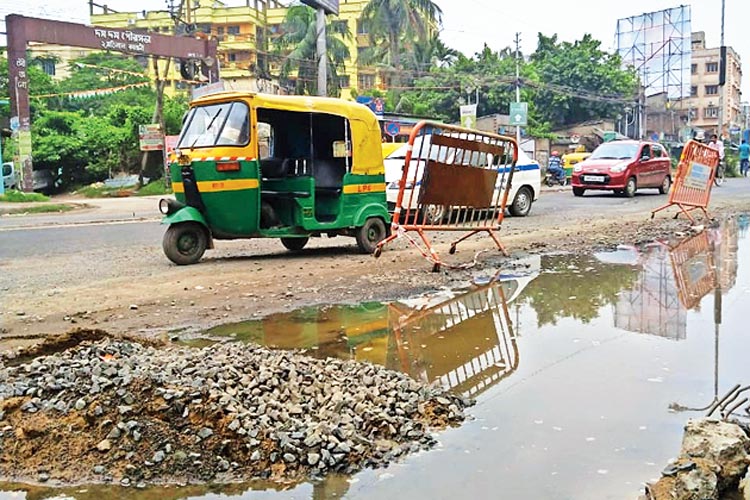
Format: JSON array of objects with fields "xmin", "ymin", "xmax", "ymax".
[
  {"xmin": 356, "ymin": 217, "xmax": 386, "ymax": 254},
  {"xmin": 281, "ymin": 237, "xmax": 309, "ymax": 252},
  {"xmin": 163, "ymin": 222, "xmax": 208, "ymax": 265}
]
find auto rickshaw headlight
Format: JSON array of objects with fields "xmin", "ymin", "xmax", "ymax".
[{"xmin": 159, "ymin": 198, "xmax": 171, "ymax": 215}]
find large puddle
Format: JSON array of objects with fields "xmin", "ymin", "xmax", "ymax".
[{"xmin": 3, "ymin": 215, "xmax": 749, "ymax": 499}]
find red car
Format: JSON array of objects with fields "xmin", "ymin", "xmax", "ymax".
[{"xmin": 571, "ymin": 140, "xmax": 672, "ymax": 197}]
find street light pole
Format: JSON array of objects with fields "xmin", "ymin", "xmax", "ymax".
[{"xmin": 514, "ymin": 32, "xmax": 521, "ymax": 144}]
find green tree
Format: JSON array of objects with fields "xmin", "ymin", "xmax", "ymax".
[
  {"xmin": 274, "ymin": 4, "xmax": 351, "ymax": 96},
  {"xmin": 0, "ymin": 54, "xmax": 57, "ymax": 118},
  {"xmin": 359, "ymin": 0, "xmax": 442, "ymax": 91},
  {"xmin": 529, "ymin": 33, "xmax": 637, "ymax": 127}
]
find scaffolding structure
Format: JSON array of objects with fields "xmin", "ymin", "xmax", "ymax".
[{"xmin": 615, "ymin": 6, "xmax": 692, "ymax": 100}]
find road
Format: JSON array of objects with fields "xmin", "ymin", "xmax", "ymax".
[
  {"xmin": 0, "ymin": 179, "xmax": 747, "ymax": 344},
  {"xmin": 1, "ymin": 180, "xmax": 747, "ymax": 260}
]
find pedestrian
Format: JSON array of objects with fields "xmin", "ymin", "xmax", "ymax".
[{"xmin": 740, "ymin": 139, "xmax": 750, "ymax": 177}]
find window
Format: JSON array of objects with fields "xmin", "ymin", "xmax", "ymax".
[
  {"xmin": 705, "ymin": 85, "xmax": 719, "ymax": 95},
  {"xmin": 217, "ymin": 27, "xmax": 224, "ymax": 35},
  {"xmin": 338, "ymin": 75, "xmax": 350, "ymax": 88},
  {"xmin": 691, "ymin": 63, "xmax": 697, "ymax": 74},
  {"xmin": 706, "ymin": 62, "xmax": 719, "ymax": 73},
  {"xmin": 228, "ymin": 52, "xmax": 237, "ymax": 62},
  {"xmin": 178, "ymin": 102, "xmax": 250, "ymax": 148},
  {"xmin": 705, "ymin": 106, "xmax": 719, "ymax": 119},
  {"xmin": 227, "ymin": 25, "xmax": 240, "ymax": 35},
  {"xmin": 358, "ymin": 73, "xmax": 375, "ymax": 90},
  {"xmin": 690, "ymin": 86, "xmax": 697, "ymax": 97},
  {"xmin": 38, "ymin": 58, "xmax": 56, "ymax": 77},
  {"xmin": 640, "ymin": 145, "xmax": 651, "ymax": 159},
  {"xmin": 357, "ymin": 46, "xmax": 369, "ymax": 62},
  {"xmin": 652, "ymin": 145, "xmax": 664, "ymax": 157},
  {"xmin": 356, "ymin": 19, "xmax": 369, "ymax": 35}
]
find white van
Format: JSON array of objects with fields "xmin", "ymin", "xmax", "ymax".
[
  {"xmin": 2, "ymin": 162, "xmax": 17, "ymax": 191},
  {"xmin": 384, "ymin": 135, "xmax": 541, "ymax": 219}
]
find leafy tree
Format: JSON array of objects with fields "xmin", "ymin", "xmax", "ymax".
[
  {"xmin": 529, "ymin": 33, "xmax": 638, "ymax": 127},
  {"xmin": 360, "ymin": 0, "xmax": 442, "ymax": 90},
  {"xmin": 274, "ymin": 4, "xmax": 351, "ymax": 96}
]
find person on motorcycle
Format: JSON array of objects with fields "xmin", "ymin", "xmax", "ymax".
[{"xmin": 548, "ymin": 151, "xmax": 565, "ymax": 183}]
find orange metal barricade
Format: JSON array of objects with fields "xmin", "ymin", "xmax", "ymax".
[
  {"xmin": 651, "ymin": 140, "xmax": 720, "ymax": 224},
  {"xmin": 375, "ymin": 121, "xmax": 519, "ymax": 271}
]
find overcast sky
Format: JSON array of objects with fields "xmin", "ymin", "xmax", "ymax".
[{"xmin": 1, "ymin": 0, "xmax": 748, "ymax": 97}]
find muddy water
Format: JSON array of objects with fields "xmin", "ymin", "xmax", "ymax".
[{"xmin": 4, "ymin": 215, "xmax": 750, "ymax": 499}]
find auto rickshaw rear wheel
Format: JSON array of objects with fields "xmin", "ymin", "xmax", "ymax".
[
  {"xmin": 281, "ymin": 237, "xmax": 309, "ymax": 252},
  {"xmin": 356, "ymin": 217, "xmax": 386, "ymax": 254},
  {"xmin": 163, "ymin": 222, "xmax": 208, "ymax": 265}
]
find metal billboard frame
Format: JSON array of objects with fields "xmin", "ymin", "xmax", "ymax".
[{"xmin": 615, "ymin": 6, "xmax": 692, "ymax": 100}]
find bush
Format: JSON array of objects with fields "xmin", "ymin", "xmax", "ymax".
[
  {"xmin": 0, "ymin": 190, "xmax": 51, "ymax": 202},
  {"xmin": 136, "ymin": 180, "xmax": 172, "ymax": 197}
]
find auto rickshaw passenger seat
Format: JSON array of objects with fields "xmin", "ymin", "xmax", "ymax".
[
  {"xmin": 259, "ymin": 158, "xmax": 289, "ymax": 178},
  {"xmin": 312, "ymin": 160, "xmax": 344, "ymax": 195}
]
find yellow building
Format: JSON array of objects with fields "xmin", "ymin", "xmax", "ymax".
[{"xmin": 88, "ymin": 0, "xmax": 379, "ymax": 99}]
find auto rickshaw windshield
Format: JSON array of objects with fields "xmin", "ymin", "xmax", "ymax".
[{"xmin": 178, "ymin": 101, "xmax": 250, "ymax": 149}]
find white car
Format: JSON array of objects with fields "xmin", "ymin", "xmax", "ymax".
[{"xmin": 385, "ymin": 135, "xmax": 541, "ymax": 219}]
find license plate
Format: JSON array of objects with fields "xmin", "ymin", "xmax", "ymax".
[{"xmin": 583, "ymin": 175, "xmax": 605, "ymax": 183}]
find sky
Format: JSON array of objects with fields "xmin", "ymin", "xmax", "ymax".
[{"xmin": 1, "ymin": 0, "xmax": 748, "ymax": 97}]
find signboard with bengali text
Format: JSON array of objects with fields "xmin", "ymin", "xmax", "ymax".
[{"xmin": 139, "ymin": 124, "xmax": 164, "ymax": 151}]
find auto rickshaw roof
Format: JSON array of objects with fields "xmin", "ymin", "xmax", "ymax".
[
  {"xmin": 189, "ymin": 92, "xmax": 384, "ymax": 176},
  {"xmin": 191, "ymin": 92, "xmax": 378, "ymax": 122}
]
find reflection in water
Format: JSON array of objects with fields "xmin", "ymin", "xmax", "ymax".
[
  {"xmin": 206, "ymin": 270, "xmax": 532, "ymax": 400},
  {"xmin": 520, "ymin": 254, "xmax": 640, "ymax": 327}
]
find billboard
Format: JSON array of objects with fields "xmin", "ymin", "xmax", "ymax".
[
  {"xmin": 301, "ymin": 0, "xmax": 339, "ymax": 15},
  {"xmin": 615, "ymin": 6, "xmax": 691, "ymax": 99}
]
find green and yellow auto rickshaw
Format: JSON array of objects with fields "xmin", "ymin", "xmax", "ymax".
[{"xmin": 159, "ymin": 92, "xmax": 390, "ymax": 265}]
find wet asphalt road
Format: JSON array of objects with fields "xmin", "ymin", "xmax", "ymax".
[{"xmin": 0, "ymin": 179, "xmax": 747, "ymax": 261}]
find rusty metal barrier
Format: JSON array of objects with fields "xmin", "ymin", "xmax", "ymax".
[
  {"xmin": 651, "ymin": 140, "xmax": 720, "ymax": 224},
  {"xmin": 668, "ymin": 231, "xmax": 716, "ymax": 310},
  {"xmin": 375, "ymin": 121, "xmax": 519, "ymax": 271}
]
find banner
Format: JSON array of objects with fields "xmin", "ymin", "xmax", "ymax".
[{"xmin": 460, "ymin": 104, "xmax": 477, "ymax": 129}]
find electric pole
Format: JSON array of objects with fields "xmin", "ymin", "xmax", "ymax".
[
  {"xmin": 514, "ymin": 32, "xmax": 521, "ymax": 144},
  {"xmin": 717, "ymin": 0, "xmax": 726, "ymax": 138},
  {"xmin": 316, "ymin": 7, "xmax": 327, "ymax": 97}
]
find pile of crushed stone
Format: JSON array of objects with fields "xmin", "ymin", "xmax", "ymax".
[{"xmin": 0, "ymin": 333, "xmax": 472, "ymax": 487}]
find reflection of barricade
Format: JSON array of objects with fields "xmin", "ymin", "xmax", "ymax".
[
  {"xmin": 388, "ymin": 280, "xmax": 518, "ymax": 399},
  {"xmin": 652, "ymin": 140, "xmax": 720, "ymax": 224},
  {"xmin": 669, "ymin": 231, "xmax": 716, "ymax": 309},
  {"xmin": 375, "ymin": 121, "xmax": 519, "ymax": 271}
]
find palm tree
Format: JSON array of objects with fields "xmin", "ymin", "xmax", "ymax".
[
  {"xmin": 360, "ymin": 0, "xmax": 442, "ymax": 91},
  {"xmin": 274, "ymin": 5, "xmax": 351, "ymax": 96},
  {"xmin": 408, "ymin": 35, "xmax": 459, "ymax": 73}
]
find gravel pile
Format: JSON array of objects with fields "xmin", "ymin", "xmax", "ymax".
[{"xmin": 0, "ymin": 334, "xmax": 471, "ymax": 486}]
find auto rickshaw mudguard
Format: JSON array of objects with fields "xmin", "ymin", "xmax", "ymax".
[
  {"xmin": 162, "ymin": 206, "xmax": 207, "ymax": 227},
  {"xmin": 161, "ymin": 207, "xmax": 214, "ymax": 248},
  {"xmin": 352, "ymin": 202, "xmax": 391, "ymax": 228}
]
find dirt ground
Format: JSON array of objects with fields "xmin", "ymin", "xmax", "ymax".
[{"xmin": 1, "ymin": 198, "xmax": 747, "ymax": 350}]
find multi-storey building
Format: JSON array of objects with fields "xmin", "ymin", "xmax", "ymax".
[
  {"xmin": 76, "ymin": 0, "xmax": 377, "ymax": 99},
  {"xmin": 680, "ymin": 31, "xmax": 743, "ymax": 135}
]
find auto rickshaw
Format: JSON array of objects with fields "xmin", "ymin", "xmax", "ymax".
[{"xmin": 159, "ymin": 92, "xmax": 390, "ymax": 265}]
